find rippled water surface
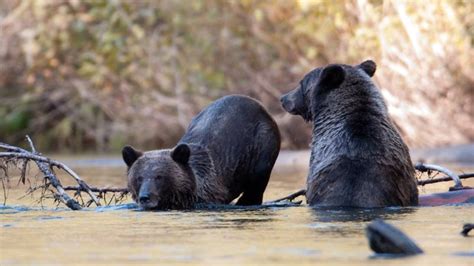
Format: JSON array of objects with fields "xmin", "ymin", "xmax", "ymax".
[{"xmin": 1, "ymin": 155, "xmax": 473, "ymax": 265}]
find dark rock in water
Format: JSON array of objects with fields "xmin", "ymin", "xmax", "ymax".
[
  {"xmin": 461, "ymin": 223, "xmax": 474, "ymax": 237},
  {"xmin": 366, "ymin": 219, "xmax": 423, "ymax": 256}
]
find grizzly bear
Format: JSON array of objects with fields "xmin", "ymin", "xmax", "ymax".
[
  {"xmin": 122, "ymin": 95, "xmax": 281, "ymax": 210},
  {"xmin": 280, "ymin": 60, "xmax": 418, "ymax": 207}
]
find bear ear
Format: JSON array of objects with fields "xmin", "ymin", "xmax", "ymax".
[
  {"xmin": 122, "ymin": 145, "xmax": 143, "ymax": 168},
  {"xmin": 358, "ymin": 60, "xmax": 376, "ymax": 77},
  {"xmin": 317, "ymin": 64, "xmax": 345, "ymax": 89},
  {"xmin": 171, "ymin": 144, "xmax": 190, "ymax": 165}
]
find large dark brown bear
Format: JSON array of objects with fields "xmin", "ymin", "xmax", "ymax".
[
  {"xmin": 280, "ymin": 60, "xmax": 418, "ymax": 207},
  {"xmin": 122, "ymin": 95, "xmax": 280, "ymax": 210}
]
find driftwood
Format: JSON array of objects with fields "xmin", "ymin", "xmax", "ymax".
[
  {"xmin": 366, "ymin": 219, "xmax": 423, "ymax": 256},
  {"xmin": 63, "ymin": 186, "xmax": 128, "ymax": 193},
  {"xmin": 461, "ymin": 223, "xmax": 474, "ymax": 237},
  {"xmin": 417, "ymin": 173, "xmax": 474, "ymax": 186},
  {"xmin": 0, "ymin": 136, "xmax": 110, "ymax": 210},
  {"xmin": 268, "ymin": 189, "xmax": 306, "ymax": 204},
  {"xmin": 414, "ymin": 162, "xmax": 470, "ymax": 190}
]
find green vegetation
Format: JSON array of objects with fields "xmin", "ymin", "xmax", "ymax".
[{"xmin": 0, "ymin": 0, "xmax": 472, "ymax": 152}]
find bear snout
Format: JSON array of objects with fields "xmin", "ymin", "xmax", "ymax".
[
  {"xmin": 139, "ymin": 194, "xmax": 151, "ymax": 204},
  {"xmin": 280, "ymin": 93, "xmax": 297, "ymax": 114},
  {"xmin": 138, "ymin": 178, "xmax": 159, "ymax": 209}
]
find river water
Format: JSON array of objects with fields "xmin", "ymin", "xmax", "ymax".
[{"xmin": 1, "ymin": 153, "xmax": 473, "ymax": 265}]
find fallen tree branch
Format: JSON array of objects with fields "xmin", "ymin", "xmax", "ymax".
[
  {"xmin": 36, "ymin": 163, "xmax": 82, "ymax": 210},
  {"xmin": 415, "ymin": 162, "xmax": 469, "ymax": 190},
  {"xmin": 417, "ymin": 173, "xmax": 474, "ymax": 186},
  {"xmin": 0, "ymin": 136, "xmax": 104, "ymax": 210},
  {"xmin": 25, "ymin": 136, "xmax": 101, "ymax": 206},
  {"xmin": 0, "ymin": 139, "xmax": 82, "ymax": 210},
  {"xmin": 1, "ymin": 137, "xmax": 101, "ymax": 207},
  {"xmin": 268, "ymin": 189, "xmax": 306, "ymax": 203},
  {"xmin": 63, "ymin": 185, "xmax": 128, "ymax": 193}
]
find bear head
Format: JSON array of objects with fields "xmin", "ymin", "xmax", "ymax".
[
  {"xmin": 122, "ymin": 144, "xmax": 197, "ymax": 210},
  {"xmin": 280, "ymin": 60, "xmax": 377, "ymax": 121}
]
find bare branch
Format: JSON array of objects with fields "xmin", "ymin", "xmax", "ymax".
[
  {"xmin": 63, "ymin": 186, "xmax": 128, "ymax": 194},
  {"xmin": 268, "ymin": 189, "xmax": 306, "ymax": 203},
  {"xmin": 417, "ymin": 173, "xmax": 474, "ymax": 186},
  {"xmin": 1, "ymin": 175, "xmax": 7, "ymax": 205},
  {"xmin": 0, "ymin": 142, "xmax": 27, "ymax": 153},
  {"xmin": 0, "ymin": 137, "xmax": 102, "ymax": 209},
  {"xmin": 53, "ymin": 162, "xmax": 101, "ymax": 206},
  {"xmin": 2, "ymin": 137, "xmax": 102, "ymax": 206},
  {"xmin": 31, "ymin": 153, "xmax": 82, "ymax": 210},
  {"xmin": 25, "ymin": 135, "xmax": 36, "ymax": 153},
  {"xmin": 415, "ymin": 163, "xmax": 464, "ymax": 190}
]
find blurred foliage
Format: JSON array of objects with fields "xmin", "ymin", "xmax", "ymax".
[{"xmin": 0, "ymin": 0, "xmax": 473, "ymax": 152}]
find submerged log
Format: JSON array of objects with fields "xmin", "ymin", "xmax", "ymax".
[
  {"xmin": 461, "ymin": 223, "xmax": 474, "ymax": 237},
  {"xmin": 366, "ymin": 219, "xmax": 423, "ymax": 256}
]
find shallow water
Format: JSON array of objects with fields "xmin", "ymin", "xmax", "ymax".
[{"xmin": 1, "ymin": 155, "xmax": 473, "ymax": 265}]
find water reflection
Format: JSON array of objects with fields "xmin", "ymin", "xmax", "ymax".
[
  {"xmin": 307, "ymin": 206, "xmax": 418, "ymax": 237},
  {"xmin": 310, "ymin": 206, "xmax": 417, "ymax": 223},
  {"xmin": 453, "ymin": 251, "xmax": 474, "ymax": 257},
  {"xmin": 1, "ymin": 160, "xmax": 473, "ymax": 265},
  {"xmin": 34, "ymin": 216, "xmax": 64, "ymax": 221},
  {"xmin": 93, "ymin": 203, "xmax": 139, "ymax": 212}
]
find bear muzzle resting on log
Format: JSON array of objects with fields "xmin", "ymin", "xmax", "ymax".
[
  {"xmin": 122, "ymin": 95, "xmax": 281, "ymax": 210},
  {"xmin": 280, "ymin": 60, "xmax": 418, "ymax": 208}
]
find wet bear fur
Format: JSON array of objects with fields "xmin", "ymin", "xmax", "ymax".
[
  {"xmin": 280, "ymin": 60, "xmax": 418, "ymax": 207},
  {"xmin": 122, "ymin": 95, "xmax": 281, "ymax": 210}
]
